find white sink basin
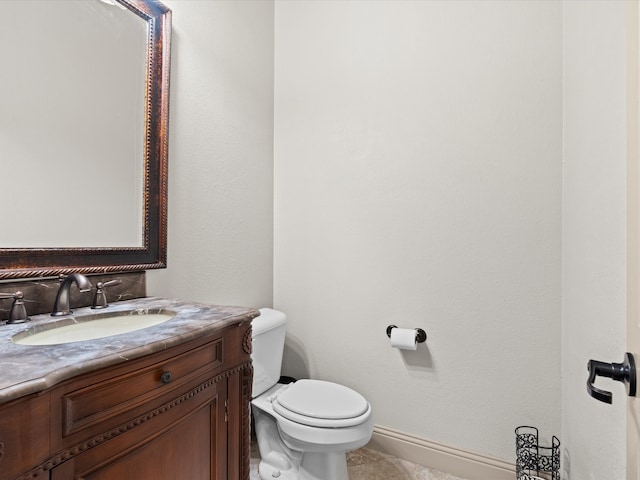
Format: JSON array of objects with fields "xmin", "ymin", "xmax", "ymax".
[{"xmin": 12, "ymin": 311, "xmax": 175, "ymax": 346}]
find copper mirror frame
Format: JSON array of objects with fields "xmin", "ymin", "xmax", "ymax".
[{"xmin": 0, "ymin": 0, "xmax": 171, "ymax": 280}]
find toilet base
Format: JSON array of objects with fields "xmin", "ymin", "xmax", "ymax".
[
  {"xmin": 299, "ymin": 451, "xmax": 349, "ymax": 480},
  {"xmin": 258, "ymin": 450, "xmax": 349, "ymax": 480},
  {"xmin": 258, "ymin": 458, "xmax": 298, "ymax": 480}
]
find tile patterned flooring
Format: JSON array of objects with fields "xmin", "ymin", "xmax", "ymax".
[{"xmin": 250, "ymin": 444, "xmax": 468, "ymax": 480}]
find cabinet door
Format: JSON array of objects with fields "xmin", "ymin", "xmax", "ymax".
[
  {"xmin": 0, "ymin": 393, "xmax": 49, "ymax": 480},
  {"xmin": 51, "ymin": 379, "xmax": 227, "ymax": 480}
]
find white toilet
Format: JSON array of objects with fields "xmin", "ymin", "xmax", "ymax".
[{"xmin": 251, "ymin": 308, "xmax": 374, "ymax": 480}]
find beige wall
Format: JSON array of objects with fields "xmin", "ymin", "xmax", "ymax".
[
  {"xmin": 562, "ymin": 2, "xmax": 628, "ymax": 479},
  {"xmin": 273, "ymin": 0, "xmax": 562, "ymax": 461},
  {"xmin": 146, "ymin": 0, "xmax": 274, "ymax": 308}
]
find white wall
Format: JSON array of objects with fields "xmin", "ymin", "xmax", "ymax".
[
  {"xmin": 146, "ymin": 0, "xmax": 274, "ymax": 308},
  {"xmin": 274, "ymin": 0, "xmax": 562, "ymax": 462},
  {"xmin": 562, "ymin": 2, "xmax": 628, "ymax": 479},
  {"xmin": 142, "ymin": 0, "xmax": 630, "ymax": 475}
]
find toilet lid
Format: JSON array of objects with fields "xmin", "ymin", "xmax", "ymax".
[{"xmin": 273, "ymin": 379, "xmax": 369, "ymax": 425}]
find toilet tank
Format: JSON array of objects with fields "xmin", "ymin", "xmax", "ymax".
[{"xmin": 251, "ymin": 308, "xmax": 287, "ymax": 397}]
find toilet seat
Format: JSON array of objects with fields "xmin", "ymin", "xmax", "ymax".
[{"xmin": 272, "ymin": 379, "xmax": 371, "ymax": 428}]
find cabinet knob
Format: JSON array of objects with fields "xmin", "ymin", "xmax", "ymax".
[{"xmin": 160, "ymin": 371, "xmax": 173, "ymax": 384}]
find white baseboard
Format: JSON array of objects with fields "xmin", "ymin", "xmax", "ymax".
[{"xmin": 366, "ymin": 425, "xmax": 516, "ymax": 480}]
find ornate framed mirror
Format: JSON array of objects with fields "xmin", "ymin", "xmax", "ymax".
[{"xmin": 0, "ymin": 0, "xmax": 171, "ymax": 279}]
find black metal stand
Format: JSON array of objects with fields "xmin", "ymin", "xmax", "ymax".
[{"xmin": 515, "ymin": 426, "xmax": 560, "ymax": 480}]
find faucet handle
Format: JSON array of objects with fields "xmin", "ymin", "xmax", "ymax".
[
  {"xmin": 0, "ymin": 291, "xmax": 30, "ymax": 324},
  {"xmin": 91, "ymin": 279, "xmax": 122, "ymax": 309}
]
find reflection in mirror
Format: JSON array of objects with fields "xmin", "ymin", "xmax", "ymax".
[
  {"xmin": 1, "ymin": 0, "xmax": 146, "ymax": 248},
  {"xmin": 0, "ymin": 0, "xmax": 171, "ymax": 279}
]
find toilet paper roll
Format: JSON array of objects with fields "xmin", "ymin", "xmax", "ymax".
[{"xmin": 390, "ymin": 328, "xmax": 418, "ymax": 350}]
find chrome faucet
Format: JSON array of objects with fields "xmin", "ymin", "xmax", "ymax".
[{"xmin": 51, "ymin": 273, "xmax": 92, "ymax": 316}]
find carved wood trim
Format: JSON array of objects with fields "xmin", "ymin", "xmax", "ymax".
[
  {"xmin": 242, "ymin": 325, "xmax": 252, "ymax": 355},
  {"xmin": 241, "ymin": 364, "xmax": 253, "ymax": 480},
  {"xmin": 14, "ymin": 362, "xmax": 251, "ymax": 480},
  {"xmin": 0, "ymin": 264, "xmax": 159, "ymax": 281}
]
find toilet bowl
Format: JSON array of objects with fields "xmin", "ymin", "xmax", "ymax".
[{"xmin": 251, "ymin": 308, "xmax": 374, "ymax": 480}]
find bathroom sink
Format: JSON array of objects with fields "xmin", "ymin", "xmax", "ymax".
[{"xmin": 12, "ymin": 311, "xmax": 175, "ymax": 346}]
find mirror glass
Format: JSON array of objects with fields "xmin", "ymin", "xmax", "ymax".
[
  {"xmin": 1, "ymin": 0, "xmax": 146, "ymax": 248},
  {"xmin": 0, "ymin": 0, "xmax": 170, "ymax": 278}
]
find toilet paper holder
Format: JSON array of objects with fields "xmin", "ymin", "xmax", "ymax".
[{"xmin": 386, "ymin": 325, "xmax": 427, "ymax": 344}]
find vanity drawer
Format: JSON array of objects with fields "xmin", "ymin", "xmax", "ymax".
[{"xmin": 51, "ymin": 337, "xmax": 224, "ymax": 447}]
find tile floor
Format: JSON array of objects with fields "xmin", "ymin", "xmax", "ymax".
[{"xmin": 250, "ymin": 443, "xmax": 468, "ymax": 480}]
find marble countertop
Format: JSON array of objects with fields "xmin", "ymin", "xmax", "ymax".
[{"xmin": 0, "ymin": 297, "xmax": 259, "ymax": 404}]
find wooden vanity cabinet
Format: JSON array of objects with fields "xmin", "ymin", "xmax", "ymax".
[{"xmin": 0, "ymin": 322, "xmax": 253, "ymax": 480}]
